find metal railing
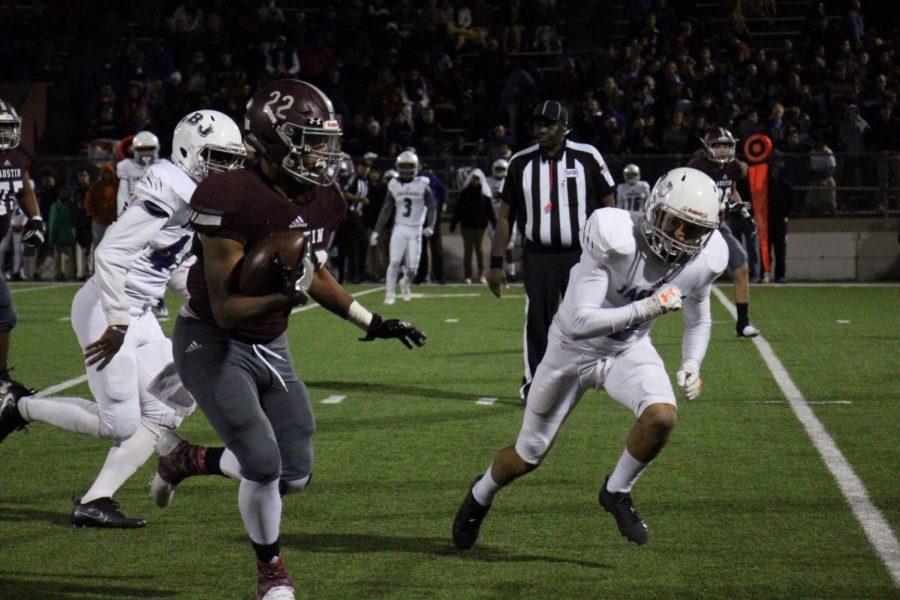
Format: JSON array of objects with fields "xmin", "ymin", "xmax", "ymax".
[{"xmin": 32, "ymin": 151, "xmax": 900, "ymax": 219}]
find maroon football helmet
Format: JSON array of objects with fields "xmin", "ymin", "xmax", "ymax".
[
  {"xmin": 701, "ymin": 126, "xmax": 737, "ymax": 164},
  {"xmin": 244, "ymin": 79, "xmax": 342, "ymax": 186},
  {"xmin": 0, "ymin": 99, "xmax": 22, "ymax": 151}
]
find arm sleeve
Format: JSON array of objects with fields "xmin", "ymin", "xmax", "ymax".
[
  {"xmin": 94, "ymin": 204, "xmax": 168, "ymax": 326},
  {"xmin": 373, "ymin": 193, "xmax": 394, "ymax": 233},
  {"xmin": 679, "ymin": 286, "xmax": 713, "ymax": 372},
  {"xmin": 116, "ymin": 180, "xmax": 129, "ymax": 218},
  {"xmin": 562, "ymin": 255, "xmax": 648, "ymax": 340}
]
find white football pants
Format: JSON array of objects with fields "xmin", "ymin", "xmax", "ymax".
[{"xmin": 386, "ymin": 224, "xmax": 423, "ymax": 296}]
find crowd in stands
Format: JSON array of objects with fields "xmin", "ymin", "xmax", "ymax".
[{"xmin": 2, "ymin": 0, "xmax": 899, "ymax": 281}]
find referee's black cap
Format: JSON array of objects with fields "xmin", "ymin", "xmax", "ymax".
[{"xmin": 533, "ymin": 100, "xmax": 568, "ymax": 125}]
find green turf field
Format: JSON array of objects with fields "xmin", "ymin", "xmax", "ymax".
[{"xmin": 1, "ymin": 281, "xmax": 898, "ymax": 599}]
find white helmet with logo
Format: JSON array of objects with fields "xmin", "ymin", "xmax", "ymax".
[
  {"xmin": 640, "ymin": 167, "xmax": 720, "ymax": 265},
  {"xmin": 492, "ymin": 158, "xmax": 508, "ymax": 178},
  {"xmin": 171, "ymin": 110, "xmax": 246, "ymax": 181}
]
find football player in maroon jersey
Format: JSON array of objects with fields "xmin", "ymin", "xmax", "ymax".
[
  {"xmin": 153, "ymin": 80, "xmax": 426, "ymax": 600},
  {"xmin": 0, "ymin": 98, "xmax": 45, "ymax": 394},
  {"xmin": 688, "ymin": 127, "xmax": 760, "ymax": 337}
]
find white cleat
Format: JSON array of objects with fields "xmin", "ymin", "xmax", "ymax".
[
  {"xmin": 737, "ymin": 324, "xmax": 760, "ymax": 338},
  {"xmin": 383, "ymin": 295, "xmax": 396, "ymax": 305},
  {"xmin": 149, "ymin": 429, "xmax": 185, "ymax": 508}
]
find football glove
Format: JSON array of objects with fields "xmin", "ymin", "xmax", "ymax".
[
  {"xmin": 22, "ymin": 218, "xmax": 46, "ymax": 247},
  {"xmin": 359, "ymin": 314, "xmax": 427, "ymax": 349},
  {"xmin": 423, "ymin": 226, "xmax": 434, "ymax": 238},
  {"xmin": 676, "ymin": 367, "xmax": 702, "ymax": 400},
  {"xmin": 273, "ymin": 252, "xmax": 313, "ymax": 306},
  {"xmin": 634, "ymin": 284, "xmax": 683, "ymax": 321},
  {"xmin": 369, "ymin": 232, "xmax": 379, "ymax": 246}
]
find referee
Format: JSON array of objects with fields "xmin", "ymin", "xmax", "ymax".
[{"xmin": 487, "ymin": 100, "xmax": 615, "ymax": 402}]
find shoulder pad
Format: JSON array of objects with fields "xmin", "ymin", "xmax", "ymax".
[{"xmin": 581, "ymin": 208, "xmax": 636, "ymax": 264}]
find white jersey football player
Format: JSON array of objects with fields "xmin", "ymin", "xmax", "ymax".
[
  {"xmin": 452, "ymin": 167, "xmax": 727, "ymax": 550},
  {"xmin": 0, "ymin": 110, "xmax": 245, "ymax": 527},
  {"xmin": 369, "ymin": 150, "xmax": 436, "ymax": 304},
  {"xmin": 616, "ymin": 163, "xmax": 651, "ymax": 218},
  {"xmin": 117, "ymin": 131, "xmax": 160, "ymax": 216}
]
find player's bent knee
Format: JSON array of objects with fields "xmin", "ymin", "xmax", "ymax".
[
  {"xmin": 279, "ymin": 473, "xmax": 312, "ymax": 496},
  {"xmin": 0, "ymin": 306, "xmax": 17, "ymax": 331},
  {"xmin": 640, "ymin": 403, "xmax": 677, "ymax": 436},
  {"xmin": 514, "ymin": 434, "xmax": 550, "ymax": 467}
]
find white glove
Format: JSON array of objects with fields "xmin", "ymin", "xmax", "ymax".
[
  {"xmin": 634, "ymin": 284, "xmax": 683, "ymax": 321},
  {"xmin": 369, "ymin": 232, "xmax": 379, "ymax": 246},
  {"xmin": 423, "ymin": 227, "xmax": 434, "ymax": 238},
  {"xmin": 676, "ymin": 367, "xmax": 702, "ymax": 400}
]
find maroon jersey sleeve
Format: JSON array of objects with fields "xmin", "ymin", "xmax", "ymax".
[{"xmin": 188, "ymin": 169, "xmax": 252, "ymax": 245}]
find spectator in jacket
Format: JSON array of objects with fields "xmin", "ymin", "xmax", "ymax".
[
  {"xmin": 450, "ymin": 168, "xmax": 496, "ymax": 284},
  {"xmin": 83, "ymin": 163, "xmax": 118, "ymax": 253}
]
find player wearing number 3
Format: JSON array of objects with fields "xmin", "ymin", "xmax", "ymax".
[
  {"xmin": 453, "ymin": 167, "xmax": 727, "ymax": 549},
  {"xmin": 369, "ymin": 150, "xmax": 437, "ymax": 305}
]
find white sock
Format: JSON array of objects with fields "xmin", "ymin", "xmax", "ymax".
[
  {"xmin": 239, "ymin": 478, "xmax": 282, "ymax": 545},
  {"xmin": 607, "ymin": 448, "xmax": 649, "ymax": 494},
  {"xmin": 471, "ymin": 465, "xmax": 502, "ymax": 506},
  {"xmin": 18, "ymin": 395, "xmax": 101, "ymax": 437},
  {"xmin": 385, "ymin": 262, "xmax": 399, "ymax": 296},
  {"xmin": 81, "ymin": 420, "xmax": 158, "ymax": 504},
  {"xmin": 220, "ymin": 448, "xmax": 242, "ymax": 480}
]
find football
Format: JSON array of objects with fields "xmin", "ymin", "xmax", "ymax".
[{"xmin": 238, "ymin": 230, "xmax": 307, "ymax": 295}]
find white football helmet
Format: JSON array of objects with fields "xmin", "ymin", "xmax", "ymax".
[
  {"xmin": 0, "ymin": 99, "xmax": 22, "ymax": 151},
  {"xmin": 171, "ymin": 110, "xmax": 246, "ymax": 181},
  {"xmin": 132, "ymin": 130, "xmax": 160, "ymax": 166},
  {"xmin": 492, "ymin": 158, "xmax": 508, "ymax": 179},
  {"xmin": 640, "ymin": 167, "xmax": 720, "ymax": 265},
  {"xmin": 395, "ymin": 150, "xmax": 419, "ymax": 180},
  {"xmin": 383, "ymin": 169, "xmax": 399, "ymax": 183},
  {"xmin": 623, "ymin": 163, "xmax": 640, "ymax": 182}
]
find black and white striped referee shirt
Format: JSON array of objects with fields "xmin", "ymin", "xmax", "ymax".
[{"xmin": 501, "ymin": 139, "xmax": 615, "ymax": 250}]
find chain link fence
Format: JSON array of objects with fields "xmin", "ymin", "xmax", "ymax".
[{"xmin": 32, "ymin": 151, "xmax": 900, "ymax": 219}]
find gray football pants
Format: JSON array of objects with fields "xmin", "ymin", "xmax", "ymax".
[{"xmin": 172, "ymin": 316, "xmax": 315, "ymax": 485}]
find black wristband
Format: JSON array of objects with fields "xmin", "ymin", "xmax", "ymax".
[{"xmin": 490, "ymin": 256, "xmax": 504, "ymax": 270}]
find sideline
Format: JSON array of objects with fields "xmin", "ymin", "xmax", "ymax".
[{"xmin": 711, "ymin": 285, "xmax": 900, "ymax": 587}]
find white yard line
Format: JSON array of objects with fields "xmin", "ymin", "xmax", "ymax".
[
  {"xmin": 712, "ymin": 285, "xmax": 900, "ymax": 587},
  {"xmin": 10, "ymin": 282, "xmax": 80, "ymax": 293},
  {"xmin": 34, "ymin": 374, "xmax": 89, "ymax": 398}
]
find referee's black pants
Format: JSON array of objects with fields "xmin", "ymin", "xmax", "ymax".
[{"xmin": 521, "ymin": 244, "xmax": 580, "ymax": 399}]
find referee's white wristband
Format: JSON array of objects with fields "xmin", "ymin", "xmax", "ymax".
[{"xmin": 347, "ymin": 300, "xmax": 374, "ymax": 331}]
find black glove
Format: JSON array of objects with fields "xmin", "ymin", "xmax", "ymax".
[
  {"xmin": 273, "ymin": 252, "xmax": 309, "ymax": 306},
  {"xmin": 359, "ymin": 314, "xmax": 427, "ymax": 349},
  {"xmin": 22, "ymin": 218, "xmax": 46, "ymax": 247}
]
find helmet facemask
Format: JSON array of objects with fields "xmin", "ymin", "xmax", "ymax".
[
  {"xmin": 198, "ymin": 145, "xmax": 246, "ymax": 177},
  {"xmin": 640, "ymin": 172, "xmax": 718, "ymax": 266},
  {"xmin": 275, "ymin": 121, "xmax": 342, "ymax": 186},
  {"xmin": 134, "ymin": 145, "xmax": 159, "ymax": 166},
  {"xmin": 0, "ymin": 119, "xmax": 21, "ymax": 151}
]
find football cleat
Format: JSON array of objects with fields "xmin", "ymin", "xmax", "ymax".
[
  {"xmin": 0, "ymin": 380, "xmax": 34, "ymax": 443},
  {"xmin": 400, "ymin": 277, "xmax": 412, "ymax": 302},
  {"xmin": 383, "ymin": 294, "xmax": 396, "ymax": 305},
  {"xmin": 452, "ymin": 476, "xmax": 491, "ymax": 550},
  {"xmin": 149, "ymin": 429, "xmax": 207, "ymax": 507},
  {"xmin": 736, "ymin": 323, "xmax": 760, "ymax": 338},
  {"xmin": 599, "ymin": 476, "xmax": 649, "ymax": 545},
  {"xmin": 257, "ymin": 557, "xmax": 295, "ymax": 600},
  {"xmin": 71, "ymin": 497, "xmax": 146, "ymax": 529}
]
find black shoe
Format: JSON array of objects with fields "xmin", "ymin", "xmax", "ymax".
[
  {"xmin": 0, "ymin": 379, "xmax": 34, "ymax": 443},
  {"xmin": 452, "ymin": 476, "xmax": 491, "ymax": 550},
  {"xmin": 71, "ymin": 497, "xmax": 146, "ymax": 528},
  {"xmin": 599, "ymin": 476, "xmax": 649, "ymax": 545}
]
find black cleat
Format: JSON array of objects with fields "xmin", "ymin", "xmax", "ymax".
[
  {"xmin": 452, "ymin": 476, "xmax": 491, "ymax": 550},
  {"xmin": 599, "ymin": 476, "xmax": 649, "ymax": 545},
  {"xmin": 0, "ymin": 380, "xmax": 34, "ymax": 443},
  {"xmin": 71, "ymin": 497, "xmax": 146, "ymax": 529}
]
